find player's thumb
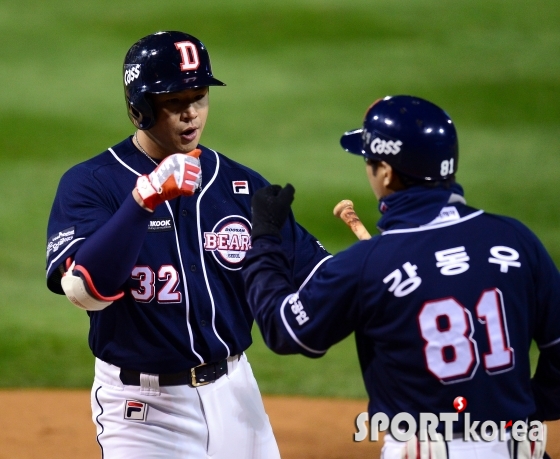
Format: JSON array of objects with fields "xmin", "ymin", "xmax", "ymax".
[{"xmin": 278, "ymin": 184, "xmax": 295, "ymax": 206}]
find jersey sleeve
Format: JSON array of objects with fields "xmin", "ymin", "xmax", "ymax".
[
  {"xmin": 279, "ymin": 212, "xmax": 331, "ymax": 288},
  {"xmin": 46, "ymin": 164, "xmax": 119, "ymax": 293},
  {"xmin": 522, "ymin": 224, "xmax": 560, "ymax": 420},
  {"xmin": 242, "ymin": 236, "xmax": 367, "ymax": 357},
  {"xmin": 503, "ymin": 217, "xmax": 560, "ymax": 420}
]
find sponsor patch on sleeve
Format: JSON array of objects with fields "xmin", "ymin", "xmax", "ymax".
[
  {"xmin": 287, "ymin": 293, "xmax": 310, "ymax": 326},
  {"xmin": 46, "ymin": 227, "xmax": 75, "ymax": 259}
]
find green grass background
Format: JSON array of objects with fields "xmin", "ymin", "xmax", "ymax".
[{"xmin": 0, "ymin": 0, "xmax": 558, "ymax": 398}]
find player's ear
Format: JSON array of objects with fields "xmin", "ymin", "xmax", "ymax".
[
  {"xmin": 384, "ymin": 163, "xmax": 405, "ymax": 192},
  {"xmin": 376, "ymin": 161, "xmax": 392, "ymax": 188}
]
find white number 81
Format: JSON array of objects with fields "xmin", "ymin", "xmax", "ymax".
[{"xmin": 440, "ymin": 158, "xmax": 455, "ymax": 176}]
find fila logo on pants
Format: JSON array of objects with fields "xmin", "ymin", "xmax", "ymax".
[{"xmin": 124, "ymin": 400, "xmax": 147, "ymax": 421}]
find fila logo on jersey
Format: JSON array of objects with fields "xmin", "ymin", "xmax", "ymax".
[
  {"xmin": 204, "ymin": 215, "xmax": 251, "ymax": 270},
  {"xmin": 232, "ymin": 181, "xmax": 249, "ymax": 194},
  {"xmin": 370, "ymin": 137, "xmax": 403, "ymax": 155},
  {"xmin": 124, "ymin": 64, "xmax": 141, "ymax": 86},
  {"xmin": 147, "ymin": 218, "xmax": 173, "ymax": 232},
  {"xmin": 124, "ymin": 400, "xmax": 147, "ymax": 421}
]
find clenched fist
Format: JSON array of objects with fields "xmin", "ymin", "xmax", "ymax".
[
  {"xmin": 135, "ymin": 149, "xmax": 202, "ymax": 211},
  {"xmin": 250, "ymin": 184, "xmax": 295, "ymax": 241}
]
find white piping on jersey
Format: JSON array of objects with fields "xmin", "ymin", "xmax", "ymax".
[
  {"xmin": 164, "ymin": 199, "xmax": 204, "ymax": 363},
  {"xmin": 195, "ymin": 149, "xmax": 231, "ymax": 358},
  {"xmin": 46, "ymin": 238, "xmax": 85, "ymax": 278},
  {"xmin": 280, "ymin": 293, "xmax": 327, "ymax": 355},
  {"xmin": 109, "ymin": 148, "xmax": 141, "ymax": 176},
  {"xmin": 111, "ymin": 147, "xmax": 203, "ymax": 363},
  {"xmin": 278, "ymin": 256, "xmax": 332, "ymax": 355},
  {"xmin": 540, "ymin": 336, "xmax": 560, "ymax": 349},
  {"xmin": 298, "ymin": 255, "xmax": 332, "ymax": 292},
  {"xmin": 381, "ymin": 210, "xmax": 484, "ymax": 236}
]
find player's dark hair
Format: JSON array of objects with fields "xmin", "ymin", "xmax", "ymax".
[
  {"xmin": 396, "ymin": 172, "xmax": 456, "ymax": 189},
  {"xmin": 368, "ymin": 159, "xmax": 455, "ymax": 189}
]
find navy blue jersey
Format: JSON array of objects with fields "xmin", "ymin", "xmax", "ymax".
[
  {"xmin": 243, "ymin": 203, "xmax": 560, "ymax": 431},
  {"xmin": 46, "ymin": 137, "xmax": 330, "ymax": 373}
]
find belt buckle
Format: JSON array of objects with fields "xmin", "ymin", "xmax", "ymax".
[{"xmin": 190, "ymin": 363, "xmax": 211, "ymax": 387}]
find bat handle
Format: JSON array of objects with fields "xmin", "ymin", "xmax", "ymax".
[{"xmin": 333, "ymin": 200, "xmax": 372, "ymax": 241}]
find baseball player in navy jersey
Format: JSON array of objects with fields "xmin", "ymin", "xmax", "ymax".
[
  {"xmin": 242, "ymin": 95, "xmax": 560, "ymax": 459},
  {"xmin": 45, "ymin": 30, "xmax": 330, "ymax": 458}
]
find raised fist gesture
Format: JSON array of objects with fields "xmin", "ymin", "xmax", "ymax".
[
  {"xmin": 136, "ymin": 149, "xmax": 202, "ymax": 211},
  {"xmin": 250, "ymin": 184, "xmax": 295, "ymax": 240}
]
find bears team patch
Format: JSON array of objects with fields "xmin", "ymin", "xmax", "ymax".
[
  {"xmin": 204, "ymin": 215, "xmax": 251, "ymax": 270},
  {"xmin": 232, "ymin": 181, "xmax": 249, "ymax": 194},
  {"xmin": 124, "ymin": 400, "xmax": 147, "ymax": 421}
]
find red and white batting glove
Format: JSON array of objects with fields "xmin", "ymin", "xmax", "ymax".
[{"xmin": 136, "ymin": 149, "xmax": 202, "ymax": 211}]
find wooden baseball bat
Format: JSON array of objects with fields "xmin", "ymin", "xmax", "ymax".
[{"xmin": 333, "ymin": 200, "xmax": 372, "ymax": 241}]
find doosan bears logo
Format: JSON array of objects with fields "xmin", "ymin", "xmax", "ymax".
[{"xmin": 203, "ymin": 215, "xmax": 252, "ymax": 270}]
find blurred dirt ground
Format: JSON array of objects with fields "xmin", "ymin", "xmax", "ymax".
[{"xmin": 0, "ymin": 390, "xmax": 557, "ymax": 458}]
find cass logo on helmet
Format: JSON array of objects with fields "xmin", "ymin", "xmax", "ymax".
[
  {"xmin": 369, "ymin": 137, "xmax": 403, "ymax": 155},
  {"xmin": 123, "ymin": 31, "xmax": 225, "ymax": 130},
  {"xmin": 204, "ymin": 216, "xmax": 252, "ymax": 270},
  {"xmin": 124, "ymin": 64, "xmax": 141, "ymax": 86},
  {"xmin": 340, "ymin": 95, "xmax": 458, "ymax": 181}
]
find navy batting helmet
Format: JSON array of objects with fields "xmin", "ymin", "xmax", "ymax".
[
  {"xmin": 340, "ymin": 96, "xmax": 458, "ymax": 181},
  {"xmin": 123, "ymin": 31, "xmax": 225, "ymax": 130}
]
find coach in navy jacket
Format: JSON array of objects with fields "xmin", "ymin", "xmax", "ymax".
[{"xmin": 243, "ymin": 96, "xmax": 560, "ymax": 459}]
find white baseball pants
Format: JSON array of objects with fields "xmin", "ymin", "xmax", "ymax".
[
  {"xmin": 382, "ymin": 432, "xmax": 511, "ymax": 459},
  {"xmin": 91, "ymin": 354, "xmax": 281, "ymax": 458}
]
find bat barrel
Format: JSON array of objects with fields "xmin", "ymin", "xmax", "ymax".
[{"xmin": 333, "ymin": 199, "xmax": 372, "ymax": 241}]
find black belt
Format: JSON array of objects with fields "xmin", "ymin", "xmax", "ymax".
[{"xmin": 119, "ymin": 359, "xmax": 229, "ymax": 387}]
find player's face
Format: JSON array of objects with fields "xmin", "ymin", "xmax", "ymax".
[{"xmin": 146, "ymin": 87, "xmax": 209, "ymax": 157}]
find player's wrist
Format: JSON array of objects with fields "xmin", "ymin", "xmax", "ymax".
[
  {"xmin": 251, "ymin": 223, "xmax": 283, "ymax": 241},
  {"xmin": 132, "ymin": 181, "xmax": 156, "ymax": 212}
]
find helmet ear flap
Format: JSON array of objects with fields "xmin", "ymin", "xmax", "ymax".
[{"xmin": 125, "ymin": 92, "xmax": 155, "ymax": 130}]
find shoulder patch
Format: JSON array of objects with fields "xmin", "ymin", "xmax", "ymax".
[{"xmin": 47, "ymin": 227, "xmax": 75, "ymax": 259}]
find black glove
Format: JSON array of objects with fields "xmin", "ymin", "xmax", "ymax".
[{"xmin": 251, "ymin": 184, "xmax": 295, "ymax": 240}]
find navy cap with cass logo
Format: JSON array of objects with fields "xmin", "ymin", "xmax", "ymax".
[
  {"xmin": 340, "ymin": 95, "xmax": 458, "ymax": 181},
  {"xmin": 123, "ymin": 31, "xmax": 226, "ymax": 130}
]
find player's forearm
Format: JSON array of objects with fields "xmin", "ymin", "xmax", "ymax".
[
  {"xmin": 73, "ymin": 192, "xmax": 152, "ymax": 296},
  {"xmin": 243, "ymin": 238, "xmax": 308, "ymax": 355}
]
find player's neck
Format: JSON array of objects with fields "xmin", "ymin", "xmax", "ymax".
[{"xmin": 134, "ymin": 131, "xmax": 168, "ymax": 161}]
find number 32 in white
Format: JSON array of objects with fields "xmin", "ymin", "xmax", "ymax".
[
  {"xmin": 130, "ymin": 265, "xmax": 181, "ymax": 303},
  {"xmin": 418, "ymin": 288, "xmax": 514, "ymax": 384}
]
